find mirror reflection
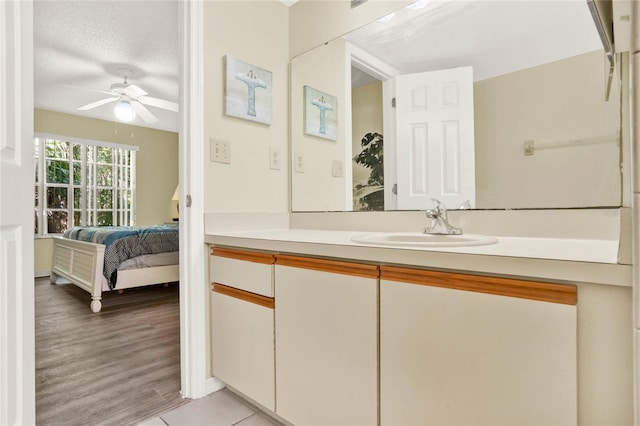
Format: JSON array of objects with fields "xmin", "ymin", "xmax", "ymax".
[{"xmin": 290, "ymin": 0, "xmax": 623, "ymax": 212}]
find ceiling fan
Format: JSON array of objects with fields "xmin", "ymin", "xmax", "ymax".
[{"xmin": 77, "ymin": 69, "xmax": 178, "ymax": 124}]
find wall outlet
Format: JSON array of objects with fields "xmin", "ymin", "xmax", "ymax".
[
  {"xmin": 294, "ymin": 152, "xmax": 305, "ymax": 173},
  {"xmin": 331, "ymin": 160, "xmax": 343, "ymax": 177},
  {"xmin": 211, "ymin": 138, "xmax": 231, "ymax": 164},
  {"xmin": 269, "ymin": 147, "xmax": 281, "ymax": 170}
]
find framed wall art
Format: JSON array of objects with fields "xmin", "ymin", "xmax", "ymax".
[
  {"xmin": 303, "ymin": 85, "xmax": 337, "ymax": 141},
  {"xmin": 225, "ymin": 55, "xmax": 273, "ymax": 125}
]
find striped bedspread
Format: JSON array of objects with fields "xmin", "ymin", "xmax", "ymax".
[{"xmin": 63, "ymin": 225, "xmax": 179, "ymax": 289}]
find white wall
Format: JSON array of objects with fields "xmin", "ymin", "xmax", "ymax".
[
  {"xmin": 290, "ymin": 38, "xmax": 349, "ymax": 211},
  {"xmin": 289, "ymin": 0, "xmax": 411, "ymax": 58},
  {"xmin": 203, "ymin": 1, "xmax": 289, "ymax": 213},
  {"xmin": 577, "ymin": 283, "xmax": 633, "ymax": 425},
  {"xmin": 475, "ymin": 50, "xmax": 621, "ymax": 209}
]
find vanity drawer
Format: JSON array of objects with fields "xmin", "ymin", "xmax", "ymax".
[
  {"xmin": 211, "ymin": 285, "xmax": 275, "ymax": 411},
  {"xmin": 210, "ymin": 247, "xmax": 274, "ymax": 297}
]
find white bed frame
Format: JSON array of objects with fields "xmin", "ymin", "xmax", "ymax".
[{"xmin": 49, "ymin": 236, "xmax": 179, "ymax": 313}]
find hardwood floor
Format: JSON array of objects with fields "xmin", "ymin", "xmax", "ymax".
[{"xmin": 35, "ymin": 278, "xmax": 188, "ymax": 426}]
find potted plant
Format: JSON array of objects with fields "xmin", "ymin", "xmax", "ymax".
[{"xmin": 353, "ymin": 132, "xmax": 384, "ymax": 211}]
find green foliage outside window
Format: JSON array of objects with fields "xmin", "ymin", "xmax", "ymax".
[{"xmin": 34, "ymin": 137, "xmax": 135, "ymax": 235}]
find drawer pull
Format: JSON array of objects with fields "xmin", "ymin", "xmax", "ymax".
[
  {"xmin": 211, "ymin": 247, "xmax": 275, "ymax": 264},
  {"xmin": 212, "ymin": 283, "xmax": 275, "ymax": 309},
  {"xmin": 381, "ymin": 265, "xmax": 577, "ymax": 305}
]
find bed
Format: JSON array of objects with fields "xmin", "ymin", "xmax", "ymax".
[{"xmin": 49, "ymin": 224, "xmax": 180, "ymax": 313}]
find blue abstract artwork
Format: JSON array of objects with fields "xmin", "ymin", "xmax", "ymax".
[
  {"xmin": 303, "ymin": 86, "xmax": 337, "ymax": 141},
  {"xmin": 225, "ymin": 55, "xmax": 272, "ymax": 125}
]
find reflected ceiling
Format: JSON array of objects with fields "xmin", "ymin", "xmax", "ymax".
[{"xmin": 344, "ymin": 0, "xmax": 603, "ymax": 81}]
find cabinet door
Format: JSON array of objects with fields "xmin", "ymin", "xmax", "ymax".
[
  {"xmin": 381, "ymin": 267, "xmax": 577, "ymax": 426},
  {"xmin": 275, "ymin": 256, "xmax": 378, "ymax": 426},
  {"xmin": 209, "ymin": 247, "xmax": 276, "ymax": 411},
  {"xmin": 211, "ymin": 286, "xmax": 275, "ymax": 411},
  {"xmin": 210, "ymin": 247, "xmax": 274, "ymax": 296}
]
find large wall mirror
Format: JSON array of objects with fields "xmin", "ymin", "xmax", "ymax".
[{"xmin": 290, "ymin": 0, "xmax": 627, "ymax": 212}]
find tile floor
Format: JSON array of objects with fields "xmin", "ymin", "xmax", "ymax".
[{"xmin": 137, "ymin": 389, "xmax": 284, "ymax": 426}]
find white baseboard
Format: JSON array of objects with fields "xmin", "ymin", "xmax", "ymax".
[
  {"xmin": 35, "ymin": 270, "xmax": 51, "ymax": 278},
  {"xmin": 205, "ymin": 377, "xmax": 225, "ymax": 395}
]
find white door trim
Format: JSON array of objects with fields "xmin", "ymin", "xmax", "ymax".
[
  {"xmin": 179, "ymin": 0, "xmax": 224, "ymax": 399},
  {"xmin": 0, "ymin": 1, "xmax": 35, "ymax": 424},
  {"xmin": 345, "ymin": 43, "xmax": 400, "ymax": 210}
]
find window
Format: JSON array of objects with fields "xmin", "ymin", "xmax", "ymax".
[{"xmin": 34, "ymin": 135, "xmax": 137, "ymax": 236}]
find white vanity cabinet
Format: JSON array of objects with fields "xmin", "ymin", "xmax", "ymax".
[
  {"xmin": 379, "ymin": 265, "xmax": 578, "ymax": 426},
  {"xmin": 274, "ymin": 255, "xmax": 379, "ymax": 426},
  {"xmin": 209, "ymin": 247, "xmax": 275, "ymax": 411}
]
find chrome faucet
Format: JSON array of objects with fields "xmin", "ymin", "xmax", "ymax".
[{"xmin": 423, "ymin": 198, "xmax": 463, "ymax": 235}]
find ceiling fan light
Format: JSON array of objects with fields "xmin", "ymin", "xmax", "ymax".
[{"xmin": 114, "ymin": 100, "xmax": 136, "ymax": 122}]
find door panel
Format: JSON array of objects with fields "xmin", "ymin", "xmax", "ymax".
[
  {"xmin": 396, "ymin": 66, "xmax": 475, "ymax": 210},
  {"xmin": 0, "ymin": 1, "xmax": 35, "ymax": 424}
]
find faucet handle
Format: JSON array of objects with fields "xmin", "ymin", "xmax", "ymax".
[
  {"xmin": 429, "ymin": 198, "xmax": 448, "ymax": 218},
  {"xmin": 423, "ymin": 198, "xmax": 463, "ymax": 235},
  {"xmin": 425, "ymin": 208, "xmax": 439, "ymax": 219},
  {"xmin": 457, "ymin": 200, "xmax": 472, "ymax": 210}
]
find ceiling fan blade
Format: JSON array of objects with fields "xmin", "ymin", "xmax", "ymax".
[
  {"xmin": 132, "ymin": 100, "xmax": 158, "ymax": 123},
  {"xmin": 138, "ymin": 96, "xmax": 179, "ymax": 112},
  {"xmin": 78, "ymin": 97, "xmax": 119, "ymax": 111},
  {"xmin": 63, "ymin": 84, "xmax": 115, "ymax": 97},
  {"xmin": 123, "ymin": 84, "xmax": 148, "ymax": 98}
]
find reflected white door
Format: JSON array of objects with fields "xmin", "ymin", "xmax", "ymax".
[
  {"xmin": 396, "ymin": 66, "xmax": 475, "ymax": 210},
  {"xmin": 0, "ymin": 1, "xmax": 36, "ymax": 424}
]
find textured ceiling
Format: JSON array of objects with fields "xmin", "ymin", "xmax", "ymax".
[
  {"xmin": 34, "ymin": 0, "xmax": 605, "ymax": 133},
  {"xmin": 34, "ymin": 0, "xmax": 179, "ymax": 133},
  {"xmin": 345, "ymin": 0, "xmax": 603, "ymax": 82}
]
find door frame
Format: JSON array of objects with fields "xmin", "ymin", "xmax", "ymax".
[
  {"xmin": 0, "ymin": 2, "xmax": 216, "ymax": 422},
  {"xmin": 345, "ymin": 43, "xmax": 400, "ymax": 210},
  {"xmin": 0, "ymin": 1, "xmax": 35, "ymax": 424},
  {"xmin": 178, "ymin": 0, "xmax": 224, "ymax": 398}
]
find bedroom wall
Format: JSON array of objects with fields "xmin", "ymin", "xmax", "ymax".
[
  {"xmin": 202, "ymin": 1, "xmax": 289, "ymax": 213},
  {"xmin": 34, "ymin": 108, "xmax": 178, "ymax": 275}
]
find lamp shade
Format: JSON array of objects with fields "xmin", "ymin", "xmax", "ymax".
[
  {"xmin": 114, "ymin": 100, "xmax": 136, "ymax": 122},
  {"xmin": 172, "ymin": 185, "xmax": 179, "ymax": 201}
]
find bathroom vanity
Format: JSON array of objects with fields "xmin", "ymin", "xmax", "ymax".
[
  {"xmin": 199, "ymin": 0, "xmax": 633, "ymax": 422},
  {"xmin": 205, "ymin": 229, "xmax": 630, "ymax": 425}
]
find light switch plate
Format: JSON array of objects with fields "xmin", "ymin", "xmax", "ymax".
[
  {"xmin": 294, "ymin": 152, "xmax": 305, "ymax": 173},
  {"xmin": 211, "ymin": 139, "xmax": 231, "ymax": 164},
  {"xmin": 332, "ymin": 160, "xmax": 343, "ymax": 177},
  {"xmin": 269, "ymin": 147, "xmax": 281, "ymax": 170}
]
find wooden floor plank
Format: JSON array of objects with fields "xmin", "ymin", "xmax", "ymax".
[{"xmin": 35, "ymin": 278, "xmax": 188, "ymax": 426}]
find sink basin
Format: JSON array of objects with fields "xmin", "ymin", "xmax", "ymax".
[{"xmin": 351, "ymin": 232, "xmax": 498, "ymax": 248}]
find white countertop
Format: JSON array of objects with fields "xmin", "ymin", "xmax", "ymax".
[{"xmin": 205, "ymin": 229, "xmax": 630, "ymax": 287}]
